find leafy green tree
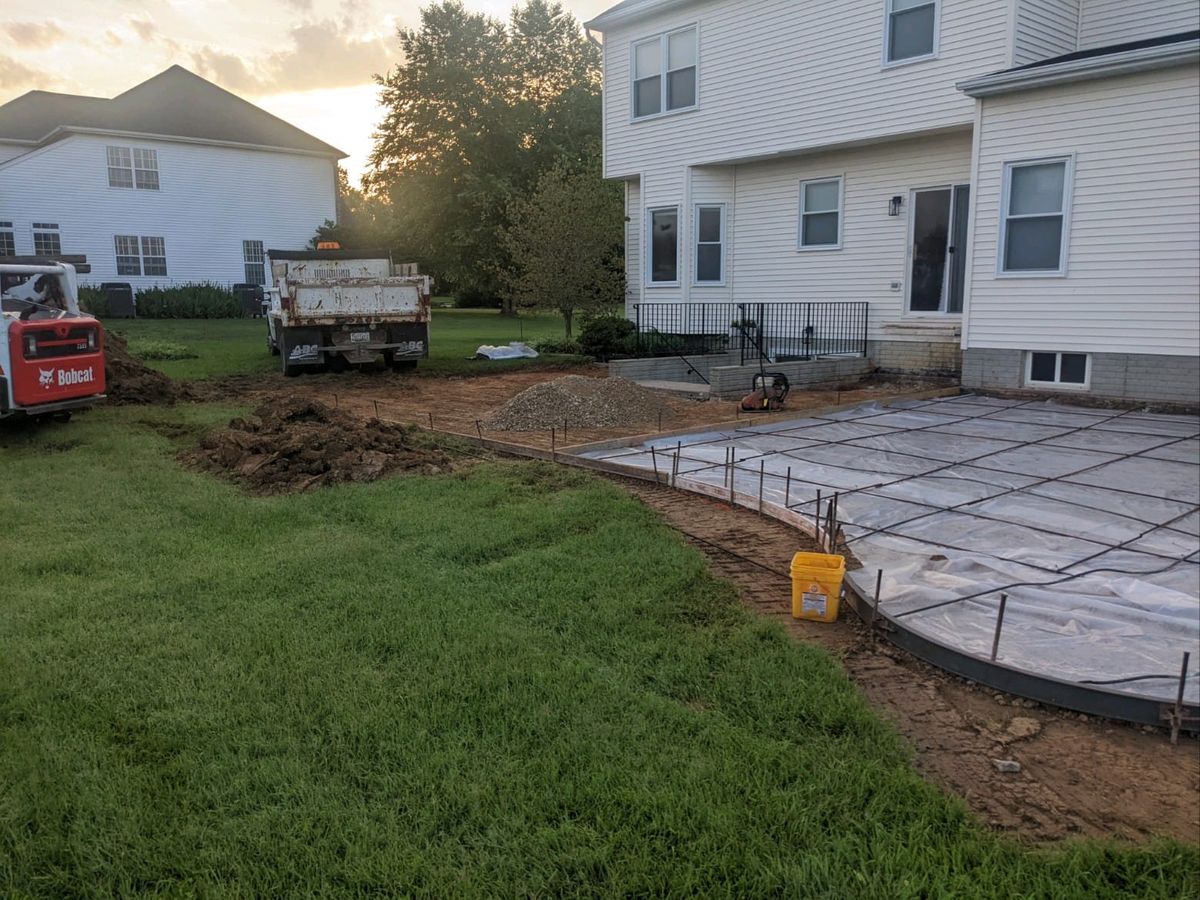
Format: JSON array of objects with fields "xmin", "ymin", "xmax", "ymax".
[
  {"xmin": 368, "ymin": 1, "xmax": 607, "ymax": 310},
  {"xmin": 499, "ymin": 157, "xmax": 624, "ymax": 338},
  {"xmin": 312, "ymin": 166, "xmax": 390, "ymax": 250}
]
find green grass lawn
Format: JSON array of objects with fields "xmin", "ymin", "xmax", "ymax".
[
  {"xmin": 0, "ymin": 406, "xmax": 1196, "ymax": 896},
  {"xmin": 107, "ymin": 310, "xmax": 581, "ymax": 380}
]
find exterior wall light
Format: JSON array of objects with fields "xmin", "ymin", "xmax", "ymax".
[{"xmin": 888, "ymin": 196, "xmax": 903, "ymax": 217}]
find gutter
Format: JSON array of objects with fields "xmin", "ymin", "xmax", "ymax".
[
  {"xmin": 957, "ymin": 39, "xmax": 1199, "ymax": 97},
  {"xmin": 585, "ymin": 0, "xmax": 698, "ymax": 32}
]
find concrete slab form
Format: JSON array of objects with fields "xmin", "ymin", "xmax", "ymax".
[{"xmin": 573, "ymin": 394, "xmax": 1200, "ymax": 725}]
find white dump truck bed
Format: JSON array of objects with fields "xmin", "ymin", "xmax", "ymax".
[{"xmin": 289, "ymin": 281, "xmax": 423, "ymax": 323}]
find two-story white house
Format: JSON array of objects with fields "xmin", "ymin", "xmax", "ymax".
[
  {"xmin": 587, "ymin": 0, "xmax": 1200, "ymax": 405},
  {"xmin": 0, "ymin": 66, "xmax": 343, "ymax": 289}
]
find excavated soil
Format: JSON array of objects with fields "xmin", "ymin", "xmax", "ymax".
[
  {"xmin": 613, "ymin": 477, "xmax": 1200, "ymax": 845},
  {"xmin": 182, "ymin": 398, "xmax": 454, "ymax": 494},
  {"xmin": 105, "ymin": 334, "xmax": 193, "ymax": 406},
  {"xmin": 483, "ymin": 375, "xmax": 672, "ymax": 431}
]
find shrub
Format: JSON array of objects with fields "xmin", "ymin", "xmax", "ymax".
[
  {"xmin": 127, "ymin": 339, "xmax": 198, "ymax": 361},
  {"xmin": 77, "ymin": 286, "xmax": 108, "ymax": 317},
  {"xmin": 578, "ymin": 315, "xmax": 636, "ymax": 361},
  {"xmin": 533, "ymin": 338, "xmax": 583, "ymax": 355},
  {"xmin": 133, "ymin": 283, "xmax": 241, "ymax": 318},
  {"xmin": 453, "ymin": 288, "xmax": 502, "ymax": 309}
]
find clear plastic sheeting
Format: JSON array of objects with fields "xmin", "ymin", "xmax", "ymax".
[{"xmin": 578, "ymin": 394, "xmax": 1200, "ymax": 703}]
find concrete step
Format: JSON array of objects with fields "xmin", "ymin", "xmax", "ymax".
[{"xmin": 636, "ymin": 379, "xmax": 712, "ymax": 398}]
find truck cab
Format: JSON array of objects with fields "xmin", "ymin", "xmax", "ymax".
[
  {"xmin": 0, "ymin": 257, "xmax": 106, "ymax": 420},
  {"xmin": 265, "ymin": 248, "xmax": 431, "ymax": 375}
]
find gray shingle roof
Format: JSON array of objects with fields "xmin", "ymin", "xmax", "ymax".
[{"xmin": 0, "ymin": 66, "xmax": 345, "ymax": 158}]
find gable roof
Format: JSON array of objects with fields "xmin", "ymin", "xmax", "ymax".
[
  {"xmin": 0, "ymin": 66, "xmax": 346, "ymax": 158},
  {"xmin": 585, "ymin": 0, "xmax": 697, "ymax": 31}
]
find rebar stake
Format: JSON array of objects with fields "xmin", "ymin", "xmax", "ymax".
[
  {"xmin": 728, "ymin": 448, "xmax": 735, "ymax": 508},
  {"xmin": 785, "ymin": 467, "xmax": 792, "ymax": 509},
  {"xmin": 816, "ymin": 490, "xmax": 823, "ymax": 547},
  {"xmin": 869, "ymin": 568, "xmax": 882, "ymax": 644},
  {"xmin": 758, "ymin": 461, "xmax": 765, "ymax": 515},
  {"xmin": 650, "ymin": 445, "xmax": 659, "ymax": 482},
  {"xmin": 475, "ymin": 419, "xmax": 482, "ymax": 440},
  {"xmin": 1170, "ymin": 650, "xmax": 1191, "ymax": 745},
  {"xmin": 373, "ymin": 399, "xmax": 379, "ymax": 417},
  {"xmin": 551, "ymin": 427, "xmax": 556, "ymax": 459},
  {"xmin": 989, "ymin": 593, "xmax": 1009, "ymax": 662},
  {"xmin": 428, "ymin": 411, "xmax": 434, "ymax": 429}
]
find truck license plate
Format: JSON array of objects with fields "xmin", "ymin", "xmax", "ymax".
[{"xmin": 350, "ymin": 331, "xmax": 371, "ymax": 343}]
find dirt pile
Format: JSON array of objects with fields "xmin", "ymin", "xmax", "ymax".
[
  {"xmin": 183, "ymin": 398, "xmax": 452, "ymax": 493},
  {"xmin": 105, "ymin": 333, "xmax": 192, "ymax": 405},
  {"xmin": 484, "ymin": 375, "xmax": 671, "ymax": 431}
]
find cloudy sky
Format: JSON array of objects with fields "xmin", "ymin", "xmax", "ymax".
[{"xmin": 1, "ymin": 0, "xmax": 613, "ymax": 182}]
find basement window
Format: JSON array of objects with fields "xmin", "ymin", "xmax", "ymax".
[{"xmin": 1026, "ymin": 351, "xmax": 1089, "ymax": 389}]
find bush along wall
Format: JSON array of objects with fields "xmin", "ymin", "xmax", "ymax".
[{"xmin": 78, "ymin": 283, "xmax": 242, "ymax": 319}]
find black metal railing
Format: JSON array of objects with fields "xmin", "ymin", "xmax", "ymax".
[{"xmin": 632, "ymin": 301, "xmax": 869, "ymax": 365}]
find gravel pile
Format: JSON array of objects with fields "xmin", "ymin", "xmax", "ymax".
[{"xmin": 484, "ymin": 375, "xmax": 671, "ymax": 431}]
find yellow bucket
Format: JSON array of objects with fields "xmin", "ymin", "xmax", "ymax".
[{"xmin": 790, "ymin": 552, "xmax": 846, "ymax": 623}]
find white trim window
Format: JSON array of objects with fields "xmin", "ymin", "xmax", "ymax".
[
  {"xmin": 1026, "ymin": 351, "xmax": 1089, "ymax": 389},
  {"xmin": 632, "ymin": 26, "xmax": 697, "ymax": 120},
  {"xmin": 0, "ymin": 221, "xmax": 13, "ymax": 256},
  {"xmin": 32, "ymin": 223, "xmax": 61, "ymax": 256},
  {"xmin": 999, "ymin": 157, "xmax": 1073, "ymax": 275},
  {"xmin": 115, "ymin": 235, "xmax": 142, "ymax": 275},
  {"xmin": 884, "ymin": 0, "xmax": 939, "ymax": 64},
  {"xmin": 115, "ymin": 235, "xmax": 168, "ymax": 276},
  {"xmin": 107, "ymin": 145, "xmax": 160, "ymax": 190},
  {"xmin": 646, "ymin": 207, "xmax": 680, "ymax": 285},
  {"xmin": 694, "ymin": 204, "xmax": 724, "ymax": 284},
  {"xmin": 798, "ymin": 177, "xmax": 843, "ymax": 250},
  {"xmin": 243, "ymin": 240, "xmax": 266, "ymax": 284}
]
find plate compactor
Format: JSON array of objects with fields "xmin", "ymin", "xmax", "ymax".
[{"xmin": 740, "ymin": 371, "xmax": 790, "ymax": 412}]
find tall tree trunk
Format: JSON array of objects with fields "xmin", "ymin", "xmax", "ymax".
[{"xmin": 563, "ymin": 308, "xmax": 573, "ymax": 339}]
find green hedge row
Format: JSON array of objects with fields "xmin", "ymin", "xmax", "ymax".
[{"xmin": 78, "ymin": 283, "xmax": 242, "ymax": 319}]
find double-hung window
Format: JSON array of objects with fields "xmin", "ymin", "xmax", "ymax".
[
  {"xmin": 999, "ymin": 157, "xmax": 1072, "ymax": 275},
  {"xmin": 114, "ymin": 235, "xmax": 168, "ymax": 276},
  {"xmin": 694, "ymin": 205, "xmax": 724, "ymax": 284},
  {"xmin": 647, "ymin": 208, "xmax": 679, "ymax": 284},
  {"xmin": 885, "ymin": 0, "xmax": 938, "ymax": 64},
  {"xmin": 107, "ymin": 145, "xmax": 160, "ymax": 189},
  {"xmin": 632, "ymin": 26, "xmax": 697, "ymax": 119},
  {"xmin": 798, "ymin": 177, "xmax": 842, "ymax": 250},
  {"xmin": 0, "ymin": 221, "xmax": 13, "ymax": 256},
  {"xmin": 243, "ymin": 240, "xmax": 266, "ymax": 284},
  {"xmin": 33, "ymin": 223, "xmax": 61, "ymax": 256}
]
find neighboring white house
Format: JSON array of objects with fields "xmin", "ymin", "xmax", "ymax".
[
  {"xmin": 0, "ymin": 66, "xmax": 343, "ymax": 289},
  {"xmin": 586, "ymin": 0, "xmax": 1200, "ymax": 405}
]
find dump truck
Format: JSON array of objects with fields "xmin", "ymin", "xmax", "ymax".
[
  {"xmin": 265, "ymin": 248, "xmax": 431, "ymax": 376},
  {"xmin": 0, "ymin": 256, "xmax": 106, "ymax": 421}
]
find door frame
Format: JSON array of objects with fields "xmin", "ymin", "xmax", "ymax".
[{"xmin": 904, "ymin": 183, "xmax": 968, "ymax": 317}]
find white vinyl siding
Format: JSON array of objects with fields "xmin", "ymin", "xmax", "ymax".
[
  {"xmin": 624, "ymin": 179, "xmax": 641, "ymax": 312},
  {"xmin": 1012, "ymin": 0, "xmax": 1079, "ymax": 66},
  {"xmin": 1078, "ymin": 0, "xmax": 1200, "ymax": 51},
  {"xmin": 998, "ymin": 157, "xmax": 1073, "ymax": 275},
  {"xmin": 632, "ymin": 26, "xmax": 697, "ymax": 120},
  {"xmin": 601, "ymin": 0, "xmax": 1008, "ymax": 179},
  {"xmin": 884, "ymin": 0, "xmax": 939, "ymax": 65},
  {"xmin": 798, "ymin": 177, "xmax": 843, "ymax": 250},
  {"xmin": 967, "ymin": 66, "xmax": 1200, "ymax": 356},
  {"xmin": 732, "ymin": 131, "xmax": 972, "ymax": 343},
  {"xmin": 0, "ymin": 133, "xmax": 336, "ymax": 286}
]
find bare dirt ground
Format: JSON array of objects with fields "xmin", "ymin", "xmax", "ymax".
[
  {"xmin": 614, "ymin": 477, "xmax": 1200, "ymax": 845},
  {"xmin": 191, "ymin": 366, "xmax": 947, "ymax": 453},
  {"xmin": 178, "ymin": 365, "xmax": 1198, "ymax": 845}
]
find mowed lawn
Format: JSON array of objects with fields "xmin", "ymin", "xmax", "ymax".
[
  {"xmin": 1, "ymin": 406, "xmax": 1196, "ymax": 896},
  {"xmin": 107, "ymin": 309, "xmax": 579, "ymax": 380}
]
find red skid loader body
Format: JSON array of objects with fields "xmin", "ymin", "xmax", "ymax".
[{"xmin": 1, "ymin": 259, "xmax": 107, "ymax": 419}]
